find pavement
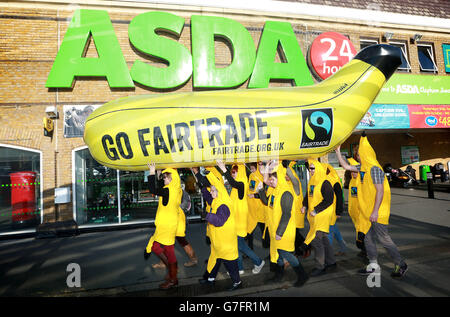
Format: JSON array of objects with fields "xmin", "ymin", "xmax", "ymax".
[{"xmin": 0, "ymin": 186, "xmax": 449, "ymax": 300}]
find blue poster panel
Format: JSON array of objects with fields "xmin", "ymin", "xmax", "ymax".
[{"xmin": 357, "ymin": 104, "xmax": 410, "ymax": 129}]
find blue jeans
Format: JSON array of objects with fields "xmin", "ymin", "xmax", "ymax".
[
  {"xmin": 237, "ymin": 236, "xmax": 262, "ymax": 270},
  {"xmin": 329, "ymin": 224, "xmax": 347, "ymax": 252},
  {"xmin": 276, "ymin": 249, "xmax": 300, "ymax": 268}
]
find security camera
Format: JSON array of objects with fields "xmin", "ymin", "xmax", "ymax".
[{"xmin": 45, "ymin": 106, "xmax": 59, "ymax": 119}]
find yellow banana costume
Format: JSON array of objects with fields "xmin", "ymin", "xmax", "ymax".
[
  {"xmin": 205, "ymin": 169, "xmax": 239, "ymax": 273},
  {"xmin": 346, "ymin": 158, "xmax": 362, "ymax": 235},
  {"xmin": 265, "ymin": 163, "xmax": 297, "ymax": 263},
  {"xmin": 247, "ymin": 168, "xmax": 265, "ymax": 233},
  {"xmin": 204, "ymin": 167, "xmax": 224, "ymax": 240},
  {"xmin": 288, "ymin": 161, "xmax": 304, "ymax": 229},
  {"xmin": 229, "ymin": 163, "xmax": 250, "ymax": 238},
  {"xmin": 304, "ymin": 160, "xmax": 334, "ymax": 246},
  {"xmin": 324, "ymin": 163, "xmax": 341, "ymax": 226},
  {"xmin": 84, "ymin": 45, "xmax": 402, "ymax": 171},
  {"xmin": 357, "ymin": 136, "xmax": 391, "ymax": 234},
  {"xmin": 146, "ymin": 168, "xmax": 181, "ymax": 253}
]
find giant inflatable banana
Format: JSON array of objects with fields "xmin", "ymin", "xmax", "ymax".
[{"xmin": 84, "ymin": 44, "xmax": 401, "ymax": 171}]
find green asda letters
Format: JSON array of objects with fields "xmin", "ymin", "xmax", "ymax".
[{"xmin": 46, "ymin": 9, "xmax": 313, "ymax": 89}]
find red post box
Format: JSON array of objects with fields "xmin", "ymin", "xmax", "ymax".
[{"xmin": 9, "ymin": 171, "xmax": 37, "ymax": 223}]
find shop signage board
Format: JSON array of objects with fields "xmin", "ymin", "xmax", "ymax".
[
  {"xmin": 307, "ymin": 31, "xmax": 357, "ymax": 80},
  {"xmin": 375, "ymin": 73, "xmax": 450, "ymax": 105},
  {"xmin": 46, "ymin": 9, "xmax": 314, "ymax": 89}
]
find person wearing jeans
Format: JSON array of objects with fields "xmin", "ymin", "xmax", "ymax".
[{"xmin": 216, "ymin": 160, "xmax": 265, "ymax": 275}]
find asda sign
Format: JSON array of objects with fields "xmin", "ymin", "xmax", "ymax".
[{"xmin": 46, "ymin": 9, "xmax": 317, "ymax": 89}]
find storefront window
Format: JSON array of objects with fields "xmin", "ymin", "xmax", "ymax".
[
  {"xmin": 0, "ymin": 145, "xmax": 41, "ymax": 233},
  {"xmin": 74, "ymin": 148, "xmax": 119, "ymax": 225},
  {"xmin": 73, "ymin": 148, "xmax": 203, "ymax": 226}
]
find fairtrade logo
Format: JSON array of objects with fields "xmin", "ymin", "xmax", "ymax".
[
  {"xmin": 359, "ymin": 171, "xmax": 366, "ymax": 183},
  {"xmin": 300, "ymin": 109, "xmax": 333, "ymax": 148},
  {"xmin": 425, "ymin": 116, "xmax": 437, "ymax": 127},
  {"xmin": 351, "ymin": 186, "xmax": 358, "ymax": 197}
]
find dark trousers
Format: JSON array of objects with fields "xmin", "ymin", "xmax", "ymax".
[
  {"xmin": 247, "ymin": 222, "xmax": 270, "ymax": 249},
  {"xmin": 204, "ymin": 258, "xmax": 241, "ymax": 284}
]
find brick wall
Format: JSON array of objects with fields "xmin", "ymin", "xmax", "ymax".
[{"xmin": 0, "ymin": 2, "xmax": 449, "ymax": 225}]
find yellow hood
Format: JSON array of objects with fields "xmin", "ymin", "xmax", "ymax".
[
  {"xmin": 161, "ymin": 167, "xmax": 181, "ymax": 190},
  {"xmin": 308, "ymin": 159, "xmax": 327, "ymax": 185},
  {"xmin": 358, "ymin": 136, "xmax": 381, "ymax": 169}
]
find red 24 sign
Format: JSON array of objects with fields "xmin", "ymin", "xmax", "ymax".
[{"xmin": 308, "ymin": 32, "xmax": 357, "ymax": 80}]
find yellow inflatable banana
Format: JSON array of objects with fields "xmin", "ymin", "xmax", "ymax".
[{"xmin": 84, "ymin": 45, "xmax": 401, "ymax": 171}]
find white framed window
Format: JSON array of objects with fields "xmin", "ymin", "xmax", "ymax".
[
  {"xmin": 389, "ymin": 41, "xmax": 411, "ymax": 72},
  {"xmin": 360, "ymin": 38, "xmax": 379, "ymax": 51},
  {"xmin": 0, "ymin": 144, "xmax": 43, "ymax": 235},
  {"xmin": 417, "ymin": 43, "xmax": 438, "ymax": 73}
]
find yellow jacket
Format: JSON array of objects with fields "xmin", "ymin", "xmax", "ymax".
[
  {"xmin": 205, "ymin": 168, "xmax": 239, "ymax": 273},
  {"xmin": 287, "ymin": 161, "xmax": 305, "ymax": 229},
  {"xmin": 247, "ymin": 169, "xmax": 265, "ymax": 233},
  {"xmin": 146, "ymin": 168, "xmax": 181, "ymax": 253},
  {"xmin": 304, "ymin": 159, "xmax": 334, "ymax": 245},
  {"xmin": 265, "ymin": 163, "xmax": 297, "ymax": 263},
  {"xmin": 229, "ymin": 163, "xmax": 249, "ymax": 238},
  {"xmin": 357, "ymin": 136, "xmax": 391, "ymax": 234}
]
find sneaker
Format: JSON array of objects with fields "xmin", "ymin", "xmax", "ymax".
[
  {"xmin": 227, "ymin": 270, "xmax": 244, "ymax": 276},
  {"xmin": 252, "ymin": 260, "xmax": 265, "ymax": 274},
  {"xmin": 391, "ymin": 263, "xmax": 408, "ymax": 278},
  {"xmin": 357, "ymin": 267, "xmax": 376, "ymax": 275},
  {"xmin": 228, "ymin": 281, "xmax": 243, "ymax": 291}
]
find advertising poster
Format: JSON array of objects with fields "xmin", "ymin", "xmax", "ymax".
[
  {"xmin": 408, "ymin": 105, "xmax": 450, "ymax": 128},
  {"xmin": 64, "ymin": 105, "xmax": 100, "ymax": 138},
  {"xmin": 443, "ymin": 44, "xmax": 450, "ymax": 73},
  {"xmin": 401, "ymin": 146, "xmax": 420, "ymax": 165},
  {"xmin": 357, "ymin": 104, "xmax": 410, "ymax": 129}
]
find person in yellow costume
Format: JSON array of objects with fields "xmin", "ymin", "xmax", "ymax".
[
  {"xmin": 150, "ymin": 177, "xmax": 198, "ymax": 269},
  {"xmin": 216, "ymin": 160, "xmax": 265, "ymax": 275},
  {"xmin": 283, "ymin": 160, "xmax": 309, "ymax": 258},
  {"xmin": 256, "ymin": 160, "xmax": 309, "ymax": 287},
  {"xmin": 246, "ymin": 162, "xmax": 270, "ymax": 249},
  {"xmin": 325, "ymin": 163, "xmax": 348, "ymax": 257},
  {"xmin": 144, "ymin": 163, "xmax": 181, "ymax": 290},
  {"xmin": 191, "ymin": 166, "xmax": 242, "ymax": 291},
  {"xmin": 346, "ymin": 157, "xmax": 367, "ymax": 259},
  {"xmin": 300, "ymin": 159, "xmax": 336, "ymax": 277},
  {"xmin": 335, "ymin": 133, "xmax": 408, "ymax": 278}
]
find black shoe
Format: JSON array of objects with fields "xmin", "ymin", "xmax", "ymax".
[
  {"xmin": 293, "ymin": 265, "xmax": 309, "ymax": 287},
  {"xmin": 268, "ymin": 265, "xmax": 284, "ymax": 283},
  {"xmin": 198, "ymin": 278, "xmax": 215, "ymax": 286},
  {"xmin": 228, "ymin": 281, "xmax": 242, "ymax": 291},
  {"xmin": 144, "ymin": 249, "xmax": 151, "ymax": 260},
  {"xmin": 391, "ymin": 263, "xmax": 408, "ymax": 278},
  {"xmin": 325, "ymin": 263, "xmax": 337, "ymax": 271},
  {"xmin": 310, "ymin": 268, "xmax": 326, "ymax": 277}
]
